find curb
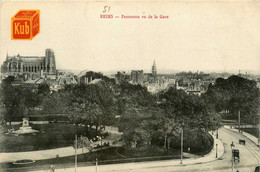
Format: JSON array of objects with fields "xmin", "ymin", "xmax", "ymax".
[{"xmin": 201, "ymin": 131, "xmax": 225, "ymax": 161}]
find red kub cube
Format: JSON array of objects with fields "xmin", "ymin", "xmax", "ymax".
[{"xmin": 11, "ymin": 10, "xmax": 40, "ymax": 40}]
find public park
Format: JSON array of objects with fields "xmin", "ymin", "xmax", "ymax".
[{"xmin": 0, "ymin": 74, "xmax": 259, "ymax": 172}]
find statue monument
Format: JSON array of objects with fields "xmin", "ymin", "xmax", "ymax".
[{"xmin": 12, "ymin": 117, "xmax": 39, "ymax": 135}]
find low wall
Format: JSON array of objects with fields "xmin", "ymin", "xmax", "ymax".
[{"xmin": 6, "ymin": 121, "xmax": 49, "ymax": 125}]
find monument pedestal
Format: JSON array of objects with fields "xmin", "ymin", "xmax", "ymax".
[{"xmin": 12, "ymin": 117, "xmax": 39, "ymax": 135}]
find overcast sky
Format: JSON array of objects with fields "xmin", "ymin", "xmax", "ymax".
[{"xmin": 0, "ymin": 1, "xmax": 259, "ymax": 74}]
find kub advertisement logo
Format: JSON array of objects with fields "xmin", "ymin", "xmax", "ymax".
[{"xmin": 11, "ymin": 10, "xmax": 40, "ymax": 40}]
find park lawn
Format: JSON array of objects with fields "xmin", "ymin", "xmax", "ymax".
[
  {"xmin": 0, "ymin": 132, "xmax": 213, "ymax": 171},
  {"xmin": 0, "ymin": 123, "xmax": 96, "ymax": 152}
]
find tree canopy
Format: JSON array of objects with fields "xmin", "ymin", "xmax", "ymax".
[
  {"xmin": 0, "ymin": 72, "xmax": 235, "ymax": 151},
  {"xmin": 203, "ymin": 75, "xmax": 260, "ymax": 125}
]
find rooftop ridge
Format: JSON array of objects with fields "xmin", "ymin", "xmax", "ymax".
[{"xmin": 20, "ymin": 56, "xmax": 45, "ymax": 58}]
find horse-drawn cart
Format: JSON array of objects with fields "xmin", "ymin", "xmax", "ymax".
[{"xmin": 232, "ymin": 149, "xmax": 240, "ymax": 162}]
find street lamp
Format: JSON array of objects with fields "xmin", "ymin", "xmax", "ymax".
[
  {"xmin": 75, "ymin": 134, "xmax": 77, "ymax": 172},
  {"xmin": 230, "ymin": 142, "xmax": 235, "ymax": 172},
  {"xmin": 216, "ymin": 144, "xmax": 218, "ymax": 158},
  {"xmin": 238, "ymin": 111, "xmax": 240, "ymax": 133},
  {"xmin": 180, "ymin": 127, "xmax": 183, "ymax": 164},
  {"xmin": 216, "ymin": 128, "xmax": 219, "ymax": 139},
  {"xmin": 96, "ymin": 158, "xmax": 98, "ymax": 172}
]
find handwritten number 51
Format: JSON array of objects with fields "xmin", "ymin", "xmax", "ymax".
[{"xmin": 103, "ymin": 6, "xmax": 110, "ymax": 13}]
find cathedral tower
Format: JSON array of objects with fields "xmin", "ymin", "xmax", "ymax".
[{"xmin": 45, "ymin": 49, "xmax": 56, "ymax": 74}]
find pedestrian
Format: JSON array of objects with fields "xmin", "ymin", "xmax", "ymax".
[
  {"xmin": 50, "ymin": 165, "xmax": 55, "ymax": 172},
  {"xmin": 231, "ymin": 141, "xmax": 235, "ymax": 148}
]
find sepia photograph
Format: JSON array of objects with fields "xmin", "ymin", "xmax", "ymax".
[{"xmin": 0, "ymin": 1, "xmax": 259, "ymax": 172}]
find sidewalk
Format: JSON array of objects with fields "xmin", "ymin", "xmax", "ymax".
[
  {"xmin": 224, "ymin": 125, "xmax": 259, "ymax": 146},
  {"xmin": 0, "ymin": 146, "xmax": 88, "ymax": 163}
]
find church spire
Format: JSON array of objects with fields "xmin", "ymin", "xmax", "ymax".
[{"xmin": 152, "ymin": 60, "xmax": 157, "ymax": 77}]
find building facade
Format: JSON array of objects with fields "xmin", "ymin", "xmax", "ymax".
[
  {"xmin": 131, "ymin": 70, "xmax": 144, "ymax": 84},
  {"xmin": 115, "ymin": 71, "xmax": 131, "ymax": 83},
  {"xmin": 1, "ymin": 49, "xmax": 56, "ymax": 76}
]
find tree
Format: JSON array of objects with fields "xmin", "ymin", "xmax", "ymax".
[
  {"xmin": 66, "ymin": 81, "xmax": 116, "ymax": 135},
  {"xmin": 116, "ymin": 83, "xmax": 157, "ymax": 147},
  {"xmin": 23, "ymin": 88, "xmax": 40, "ymax": 114},
  {"xmin": 0, "ymin": 90, "xmax": 6, "ymax": 123},
  {"xmin": 203, "ymin": 75, "xmax": 260, "ymax": 125},
  {"xmin": 159, "ymin": 87, "xmax": 221, "ymax": 132},
  {"xmin": 1, "ymin": 85, "xmax": 24, "ymax": 123},
  {"xmin": 38, "ymin": 84, "xmax": 50, "ymax": 95},
  {"xmin": 42, "ymin": 91, "xmax": 70, "ymax": 114}
]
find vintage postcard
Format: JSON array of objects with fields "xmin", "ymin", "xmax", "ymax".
[{"xmin": 0, "ymin": 1, "xmax": 259, "ymax": 172}]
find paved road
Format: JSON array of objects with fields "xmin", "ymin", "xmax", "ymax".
[
  {"xmin": 35, "ymin": 127, "xmax": 259, "ymax": 172},
  {"xmin": 130, "ymin": 128, "xmax": 259, "ymax": 172}
]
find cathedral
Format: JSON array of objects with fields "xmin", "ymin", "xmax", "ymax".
[{"xmin": 1, "ymin": 49, "xmax": 56, "ymax": 76}]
